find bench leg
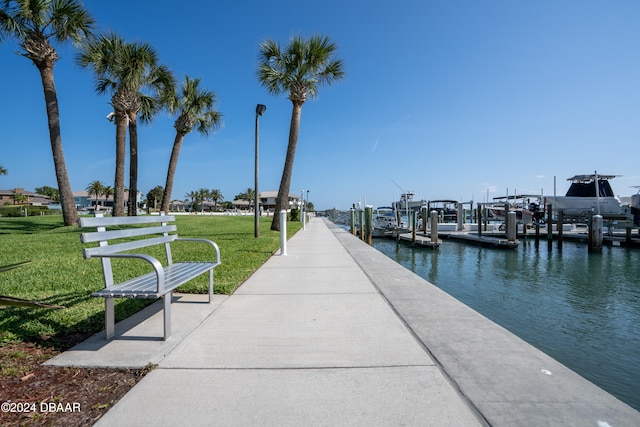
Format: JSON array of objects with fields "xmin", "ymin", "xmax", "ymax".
[
  {"xmin": 163, "ymin": 291, "xmax": 172, "ymax": 340},
  {"xmin": 105, "ymin": 298, "xmax": 115, "ymax": 340},
  {"xmin": 208, "ymin": 269, "xmax": 213, "ymax": 303}
]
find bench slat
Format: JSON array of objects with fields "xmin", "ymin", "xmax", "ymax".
[
  {"xmin": 79, "ymin": 215, "xmax": 176, "ymax": 228},
  {"xmin": 91, "ymin": 262, "xmax": 217, "ymax": 298},
  {"xmin": 84, "ymin": 235, "xmax": 177, "ymax": 258},
  {"xmin": 80, "ymin": 225, "xmax": 177, "ymax": 243}
]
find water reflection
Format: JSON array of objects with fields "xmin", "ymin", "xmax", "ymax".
[{"xmin": 373, "ymin": 238, "xmax": 640, "ymax": 411}]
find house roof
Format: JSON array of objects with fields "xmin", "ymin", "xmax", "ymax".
[
  {"xmin": 0, "ymin": 188, "xmax": 46, "ymax": 197},
  {"xmin": 259, "ymin": 191, "xmax": 299, "ymax": 199}
]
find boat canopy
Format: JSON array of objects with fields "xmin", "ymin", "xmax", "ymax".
[
  {"xmin": 492, "ymin": 194, "xmax": 542, "ymax": 201},
  {"xmin": 566, "ymin": 179, "xmax": 615, "ymax": 198},
  {"xmin": 428, "ymin": 199, "xmax": 458, "ymax": 204},
  {"xmin": 566, "ymin": 174, "xmax": 617, "ymax": 182}
]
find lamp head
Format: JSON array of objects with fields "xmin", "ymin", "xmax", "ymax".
[{"xmin": 256, "ymin": 104, "xmax": 267, "ymax": 116}]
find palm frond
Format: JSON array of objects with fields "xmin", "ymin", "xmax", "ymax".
[
  {"xmin": 257, "ymin": 34, "xmax": 344, "ymax": 102},
  {"xmin": 0, "ymin": 261, "xmax": 31, "ymax": 273},
  {"xmin": 0, "ymin": 295, "xmax": 65, "ymax": 309}
]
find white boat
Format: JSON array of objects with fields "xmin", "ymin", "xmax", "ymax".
[
  {"xmin": 553, "ymin": 173, "xmax": 632, "ymax": 220},
  {"xmin": 391, "ymin": 192, "xmax": 426, "ymax": 214},
  {"xmin": 373, "ymin": 207, "xmax": 399, "ymax": 236},
  {"xmin": 487, "ymin": 195, "xmax": 544, "ymax": 225}
]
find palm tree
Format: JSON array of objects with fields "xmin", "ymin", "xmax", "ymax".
[
  {"xmin": 210, "ymin": 189, "xmax": 223, "ymax": 211},
  {"xmin": 0, "ymin": 0, "xmax": 94, "ymax": 226},
  {"xmin": 77, "ymin": 33, "xmax": 126, "ymax": 216},
  {"xmin": 125, "ymin": 52, "xmax": 174, "ymax": 216},
  {"xmin": 237, "ymin": 188, "xmax": 254, "ymax": 203},
  {"xmin": 103, "ymin": 185, "xmax": 113, "ymax": 203},
  {"xmin": 77, "ymin": 32, "xmax": 174, "ymax": 216},
  {"xmin": 185, "ymin": 190, "xmax": 197, "ymax": 212},
  {"xmin": 85, "ymin": 180, "xmax": 104, "ymax": 209},
  {"xmin": 0, "ymin": 165, "xmax": 6, "ymax": 175},
  {"xmin": 12, "ymin": 191, "xmax": 27, "ymax": 205},
  {"xmin": 196, "ymin": 188, "xmax": 210, "ymax": 213},
  {"xmin": 160, "ymin": 75, "xmax": 222, "ymax": 214},
  {"xmin": 257, "ymin": 35, "xmax": 344, "ymax": 230}
]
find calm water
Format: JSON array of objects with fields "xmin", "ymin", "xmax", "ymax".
[{"xmin": 373, "ymin": 237, "xmax": 640, "ymax": 411}]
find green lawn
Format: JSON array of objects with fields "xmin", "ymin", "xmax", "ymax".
[{"xmin": 0, "ymin": 214, "xmax": 300, "ymax": 349}]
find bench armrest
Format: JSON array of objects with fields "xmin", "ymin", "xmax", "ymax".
[
  {"xmin": 174, "ymin": 238, "xmax": 221, "ymax": 265},
  {"xmin": 92, "ymin": 253, "xmax": 167, "ymax": 294}
]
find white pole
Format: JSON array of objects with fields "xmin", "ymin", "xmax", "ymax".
[{"xmin": 280, "ymin": 210, "xmax": 287, "ymax": 256}]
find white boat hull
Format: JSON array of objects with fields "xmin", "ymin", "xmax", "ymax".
[{"xmin": 553, "ymin": 196, "xmax": 628, "ymax": 217}]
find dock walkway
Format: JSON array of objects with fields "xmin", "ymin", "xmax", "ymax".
[{"xmin": 48, "ymin": 218, "xmax": 640, "ymax": 426}]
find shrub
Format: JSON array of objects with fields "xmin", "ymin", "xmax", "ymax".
[{"xmin": 0, "ymin": 206, "xmax": 60, "ymax": 217}]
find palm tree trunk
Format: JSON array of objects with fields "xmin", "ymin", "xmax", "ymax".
[
  {"xmin": 113, "ymin": 111, "xmax": 127, "ymax": 217},
  {"xmin": 271, "ymin": 101, "xmax": 303, "ymax": 231},
  {"xmin": 37, "ymin": 65, "xmax": 78, "ymax": 226},
  {"xmin": 127, "ymin": 112, "xmax": 138, "ymax": 216},
  {"xmin": 161, "ymin": 132, "xmax": 185, "ymax": 214}
]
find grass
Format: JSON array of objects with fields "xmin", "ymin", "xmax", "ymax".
[{"xmin": 0, "ymin": 214, "xmax": 301, "ymax": 349}]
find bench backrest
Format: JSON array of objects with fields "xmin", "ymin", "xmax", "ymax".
[{"xmin": 79, "ymin": 214, "xmax": 177, "ymax": 261}]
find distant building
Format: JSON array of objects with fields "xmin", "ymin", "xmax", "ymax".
[
  {"xmin": 0, "ymin": 188, "xmax": 51, "ymax": 206},
  {"xmin": 73, "ymin": 190, "xmax": 142, "ymax": 212},
  {"xmin": 233, "ymin": 191, "xmax": 300, "ymax": 213},
  {"xmin": 169, "ymin": 200, "xmax": 189, "ymax": 212}
]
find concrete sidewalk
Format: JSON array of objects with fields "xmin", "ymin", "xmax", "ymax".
[{"xmin": 48, "ymin": 217, "xmax": 640, "ymax": 426}]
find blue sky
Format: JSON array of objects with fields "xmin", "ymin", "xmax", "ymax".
[{"xmin": 2, "ymin": 0, "xmax": 639, "ymax": 210}]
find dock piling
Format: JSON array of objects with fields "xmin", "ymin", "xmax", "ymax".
[
  {"xmin": 364, "ymin": 206, "xmax": 373, "ymax": 246},
  {"xmin": 589, "ymin": 214, "xmax": 603, "ymax": 253},
  {"xmin": 430, "ymin": 210, "xmax": 439, "ymax": 243},
  {"xmin": 350, "ymin": 208, "xmax": 356, "ymax": 236},
  {"xmin": 557, "ymin": 211, "xmax": 564, "ymax": 250},
  {"xmin": 504, "ymin": 203, "xmax": 510, "ymax": 239},
  {"xmin": 421, "ymin": 206, "xmax": 428, "ymax": 234},
  {"xmin": 507, "ymin": 211, "xmax": 517, "ymax": 242},
  {"xmin": 412, "ymin": 211, "xmax": 418, "ymax": 244},
  {"xmin": 547, "ymin": 203, "xmax": 553, "ymax": 251}
]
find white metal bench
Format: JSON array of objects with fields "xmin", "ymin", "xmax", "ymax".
[{"xmin": 79, "ymin": 213, "xmax": 221, "ymax": 340}]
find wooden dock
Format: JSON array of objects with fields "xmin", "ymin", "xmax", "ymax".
[
  {"xmin": 395, "ymin": 232, "xmax": 441, "ymax": 249},
  {"xmin": 393, "ymin": 231, "xmax": 519, "ymax": 249},
  {"xmin": 447, "ymin": 233, "xmax": 519, "ymax": 248},
  {"xmin": 372, "ymin": 223, "xmax": 640, "ymax": 250}
]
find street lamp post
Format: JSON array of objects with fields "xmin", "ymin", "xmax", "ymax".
[{"xmin": 255, "ymin": 104, "xmax": 266, "ymax": 238}]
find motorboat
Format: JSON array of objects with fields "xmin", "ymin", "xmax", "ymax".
[
  {"xmin": 391, "ymin": 192, "xmax": 426, "ymax": 214},
  {"xmin": 553, "ymin": 174, "xmax": 631, "ymax": 220},
  {"xmin": 372, "ymin": 207, "xmax": 399, "ymax": 236},
  {"xmin": 487, "ymin": 195, "xmax": 544, "ymax": 225},
  {"xmin": 427, "ymin": 200, "xmax": 459, "ymax": 223}
]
